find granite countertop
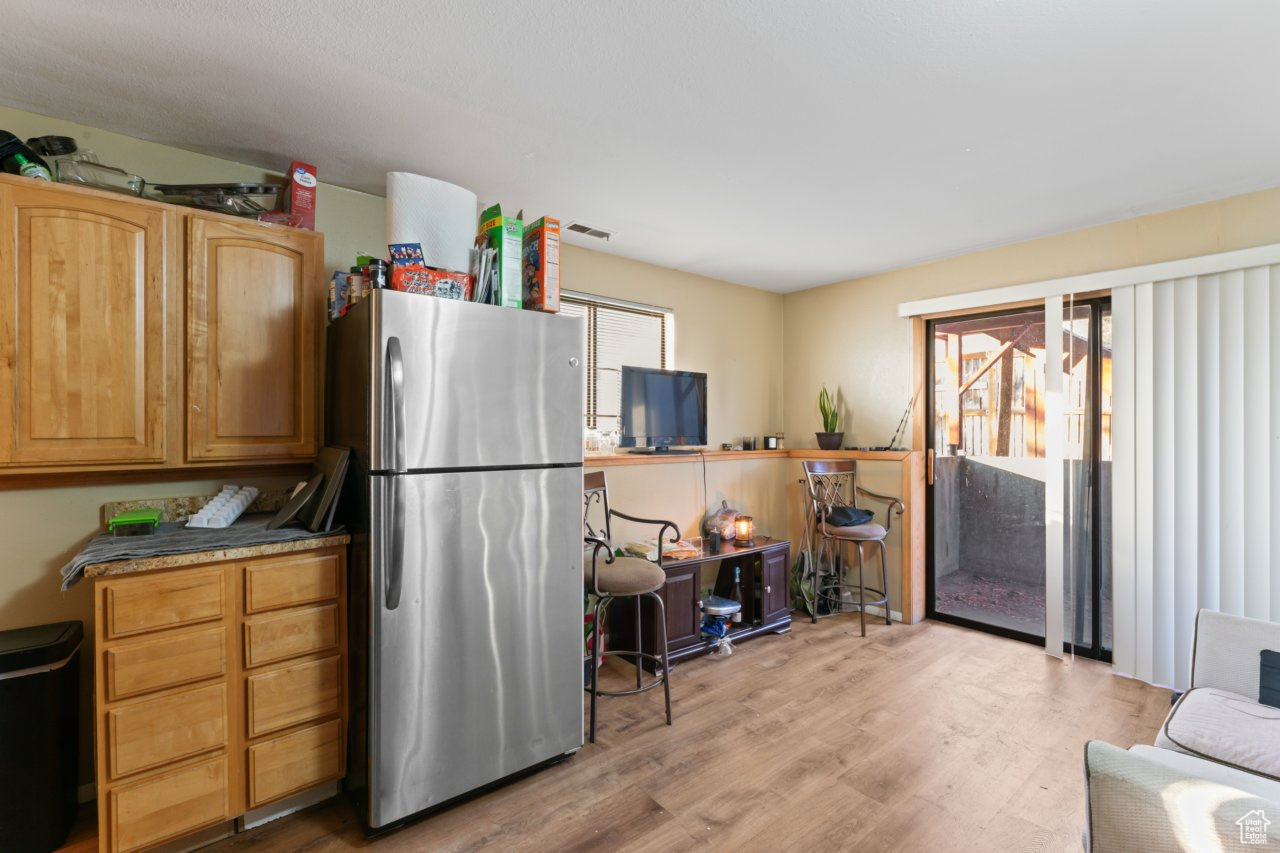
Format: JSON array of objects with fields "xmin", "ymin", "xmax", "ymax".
[
  {"xmin": 62, "ymin": 513, "xmax": 350, "ymax": 589},
  {"xmin": 83, "ymin": 531, "xmax": 350, "ymax": 580}
]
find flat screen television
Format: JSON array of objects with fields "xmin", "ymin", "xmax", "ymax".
[{"xmin": 619, "ymin": 366, "xmax": 707, "ymax": 454}]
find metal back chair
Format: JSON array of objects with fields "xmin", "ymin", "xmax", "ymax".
[
  {"xmin": 801, "ymin": 460, "xmax": 905, "ymax": 636},
  {"xmin": 582, "ymin": 470, "xmax": 676, "ymax": 742}
]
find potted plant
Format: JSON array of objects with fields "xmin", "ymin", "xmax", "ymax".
[{"xmin": 816, "ymin": 385, "xmax": 844, "ymax": 450}]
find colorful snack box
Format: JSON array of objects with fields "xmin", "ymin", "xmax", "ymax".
[
  {"xmin": 329, "ymin": 271, "xmax": 350, "ymax": 319},
  {"xmin": 522, "ymin": 216, "xmax": 560, "ymax": 313},
  {"xmin": 388, "ymin": 243, "xmax": 425, "ymax": 267},
  {"xmin": 479, "ymin": 203, "xmax": 523, "ymax": 309},
  {"xmin": 391, "ymin": 265, "xmax": 474, "ymax": 301},
  {"xmin": 283, "ymin": 161, "xmax": 317, "ymax": 230}
]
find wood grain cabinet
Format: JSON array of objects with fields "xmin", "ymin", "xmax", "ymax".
[
  {"xmin": 657, "ymin": 565, "xmax": 702, "ymax": 653},
  {"xmin": 0, "ymin": 180, "xmax": 175, "ymax": 468},
  {"xmin": 92, "ymin": 545, "xmax": 346, "ymax": 853},
  {"xmin": 186, "ymin": 215, "xmax": 322, "ymax": 462},
  {"xmin": 0, "ymin": 174, "xmax": 325, "ymax": 477}
]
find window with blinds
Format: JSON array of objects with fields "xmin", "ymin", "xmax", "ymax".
[{"xmin": 561, "ymin": 293, "xmax": 672, "ymax": 431}]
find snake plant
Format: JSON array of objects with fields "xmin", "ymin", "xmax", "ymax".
[{"xmin": 818, "ymin": 385, "xmax": 839, "ymax": 433}]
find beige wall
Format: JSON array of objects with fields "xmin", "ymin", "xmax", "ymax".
[
  {"xmin": 561, "ymin": 244, "xmax": 785, "ymax": 447},
  {"xmin": 0, "ymin": 104, "xmax": 384, "ymax": 272},
  {"xmin": 566, "ymin": 247, "xmax": 790, "ymax": 605},
  {"xmin": 782, "ymin": 186, "xmax": 1280, "ymax": 449},
  {"xmin": 586, "ymin": 455, "xmax": 793, "ymax": 611}
]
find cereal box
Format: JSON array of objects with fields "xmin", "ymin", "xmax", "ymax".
[
  {"xmin": 479, "ymin": 203, "xmax": 523, "ymax": 309},
  {"xmin": 522, "ymin": 216, "xmax": 560, "ymax": 312}
]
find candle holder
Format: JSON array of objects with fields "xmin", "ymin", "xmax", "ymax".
[{"xmin": 734, "ymin": 516, "xmax": 754, "ymax": 546}]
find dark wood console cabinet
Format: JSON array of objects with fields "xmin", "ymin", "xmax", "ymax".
[{"xmin": 607, "ymin": 538, "xmax": 792, "ymax": 672}]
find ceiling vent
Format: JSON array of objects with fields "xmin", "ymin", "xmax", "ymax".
[{"xmin": 565, "ymin": 221, "xmax": 614, "ymax": 242}]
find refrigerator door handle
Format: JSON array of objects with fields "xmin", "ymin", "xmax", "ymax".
[
  {"xmin": 385, "ymin": 336, "xmax": 407, "ymax": 474},
  {"xmin": 384, "ymin": 336, "xmax": 407, "ymax": 610},
  {"xmin": 385, "ymin": 474, "xmax": 405, "ymax": 610}
]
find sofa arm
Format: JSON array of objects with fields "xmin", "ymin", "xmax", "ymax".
[
  {"xmin": 1084, "ymin": 741, "xmax": 1275, "ymax": 852},
  {"xmin": 1191, "ymin": 609, "xmax": 1280, "ymax": 700}
]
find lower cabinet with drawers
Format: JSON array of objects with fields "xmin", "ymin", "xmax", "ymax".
[{"xmin": 89, "ymin": 543, "xmax": 347, "ymax": 853}]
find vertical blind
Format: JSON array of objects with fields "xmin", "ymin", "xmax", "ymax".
[
  {"xmin": 562, "ymin": 295, "xmax": 669, "ymax": 431},
  {"xmin": 1112, "ymin": 265, "xmax": 1280, "ymax": 689},
  {"xmin": 903, "ymin": 243, "xmax": 1280, "ymax": 687}
]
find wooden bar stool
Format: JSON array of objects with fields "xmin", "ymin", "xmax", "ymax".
[{"xmin": 583, "ymin": 471, "xmax": 677, "ymax": 743}]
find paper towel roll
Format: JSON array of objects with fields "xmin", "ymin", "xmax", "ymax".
[{"xmin": 386, "ymin": 172, "xmax": 478, "ymax": 274}]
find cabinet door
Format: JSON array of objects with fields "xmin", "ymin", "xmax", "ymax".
[
  {"xmin": 761, "ymin": 546, "xmax": 792, "ymax": 625},
  {"xmin": 0, "ymin": 182, "xmax": 169, "ymax": 465},
  {"xmin": 659, "ymin": 566, "xmax": 701, "ymax": 652},
  {"xmin": 187, "ymin": 215, "xmax": 321, "ymax": 461}
]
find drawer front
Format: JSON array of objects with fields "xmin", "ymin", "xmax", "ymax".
[
  {"xmin": 246, "ymin": 655, "xmax": 341, "ymax": 737},
  {"xmin": 106, "ymin": 626, "xmax": 226, "ymax": 701},
  {"xmin": 105, "ymin": 568, "xmax": 225, "ymax": 639},
  {"xmin": 244, "ymin": 603, "xmax": 339, "ymax": 669},
  {"xmin": 244, "ymin": 551, "xmax": 339, "ymax": 613},
  {"xmin": 107, "ymin": 683, "xmax": 228, "ymax": 779},
  {"xmin": 109, "ymin": 754, "xmax": 230, "ymax": 853},
  {"xmin": 247, "ymin": 719, "xmax": 343, "ymax": 807}
]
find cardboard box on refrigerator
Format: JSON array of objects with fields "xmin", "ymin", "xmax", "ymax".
[
  {"xmin": 479, "ymin": 203, "xmax": 523, "ymax": 308},
  {"xmin": 522, "ymin": 216, "xmax": 560, "ymax": 313}
]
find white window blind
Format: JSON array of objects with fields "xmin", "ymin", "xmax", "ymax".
[
  {"xmin": 1111, "ymin": 265, "xmax": 1280, "ymax": 689},
  {"xmin": 562, "ymin": 293, "xmax": 671, "ymax": 431}
]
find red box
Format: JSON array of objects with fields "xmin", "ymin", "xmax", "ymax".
[
  {"xmin": 391, "ymin": 265, "xmax": 473, "ymax": 301},
  {"xmin": 283, "ymin": 161, "xmax": 317, "ymax": 230}
]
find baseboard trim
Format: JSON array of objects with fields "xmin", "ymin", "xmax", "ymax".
[{"xmin": 861, "ymin": 605, "xmax": 904, "ymax": 622}]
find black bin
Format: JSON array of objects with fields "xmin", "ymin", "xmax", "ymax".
[{"xmin": 0, "ymin": 621, "xmax": 83, "ymax": 853}]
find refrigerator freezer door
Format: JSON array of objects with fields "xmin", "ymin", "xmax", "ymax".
[
  {"xmin": 367, "ymin": 466, "xmax": 583, "ymax": 828},
  {"xmin": 369, "ymin": 291, "xmax": 584, "ymax": 471}
]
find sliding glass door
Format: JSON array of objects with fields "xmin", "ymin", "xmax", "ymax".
[{"xmin": 925, "ymin": 301, "xmax": 1112, "ymax": 657}]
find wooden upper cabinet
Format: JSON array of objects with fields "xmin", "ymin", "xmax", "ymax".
[
  {"xmin": 186, "ymin": 215, "xmax": 322, "ymax": 461},
  {"xmin": 0, "ymin": 181, "xmax": 171, "ymax": 466}
]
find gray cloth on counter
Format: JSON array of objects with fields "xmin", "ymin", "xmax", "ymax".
[{"xmin": 60, "ymin": 513, "xmax": 342, "ymax": 590}]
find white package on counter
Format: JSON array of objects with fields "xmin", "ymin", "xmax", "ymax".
[
  {"xmin": 187, "ymin": 485, "xmax": 259, "ymax": 528},
  {"xmin": 386, "ymin": 171, "xmax": 478, "ymax": 275}
]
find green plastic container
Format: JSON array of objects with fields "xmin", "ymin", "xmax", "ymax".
[{"xmin": 106, "ymin": 508, "xmax": 162, "ymax": 536}]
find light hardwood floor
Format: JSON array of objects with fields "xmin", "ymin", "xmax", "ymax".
[{"xmin": 64, "ymin": 616, "xmax": 1171, "ymax": 852}]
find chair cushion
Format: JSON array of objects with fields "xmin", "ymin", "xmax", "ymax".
[
  {"xmin": 1128, "ymin": 744, "xmax": 1280, "ymax": 801},
  {"xmin": 820, "ymin": 521, "xmax": 887, "ymax": 540},
  {"xmin": 584, "ymin": 555, "xmax": 665, "ymax": 595},
  {"xmin": 1155, "ymin": 687, "xmax": 1280, "ymax": 779}
]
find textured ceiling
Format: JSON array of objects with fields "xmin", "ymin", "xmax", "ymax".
[{"xmin": 4, "ymin": 1, "xmax": 1279, "ymax": 292}]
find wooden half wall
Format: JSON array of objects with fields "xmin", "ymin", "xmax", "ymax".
[{"xmin": 586, "ymin": 448, "xmax": 926, "ymax": 623}]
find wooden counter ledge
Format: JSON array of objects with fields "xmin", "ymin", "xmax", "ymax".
[{"xmin": 585, "ymin": 448, "xmax": 911, "ymax": 467}]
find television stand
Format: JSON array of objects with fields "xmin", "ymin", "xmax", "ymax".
[
  {"xmin": 606, "ymin": 537, "xmax": 792, "ymax": 674},
  {"xmin": 627, "ymin": 447, "xmax": 700, "ymax": 455}
]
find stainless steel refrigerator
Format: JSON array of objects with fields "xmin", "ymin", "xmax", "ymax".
[{"xmin": 327, "ymin": 290, "xmax": 584, "ymax": 832}]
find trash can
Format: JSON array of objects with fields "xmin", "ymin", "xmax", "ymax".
[{"xmin": 0, "ymin": 621, "xmax": 83, "ymax": 853}]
